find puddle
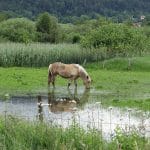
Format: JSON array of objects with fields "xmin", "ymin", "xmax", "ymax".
[{"xmin": 0, "ymin": 87, "xmax": 149, "ymax": 139}]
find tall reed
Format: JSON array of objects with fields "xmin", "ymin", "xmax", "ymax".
[{"xmin": 0, "ymin": 43, "xmax": 106, "ymax": 67}]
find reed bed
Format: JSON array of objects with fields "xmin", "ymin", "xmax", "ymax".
[{"xmin": 0, "ymin": 43, "xmax": 105, "ymax": 67}]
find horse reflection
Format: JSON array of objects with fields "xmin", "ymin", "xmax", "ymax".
[{"xmin": 48, "ymin": 88, "xmax": 90, "ymax": 113}]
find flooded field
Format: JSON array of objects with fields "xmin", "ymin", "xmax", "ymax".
[{"xmin": 0, "ymin": 87, "xmax": 149, "ymax": 139}]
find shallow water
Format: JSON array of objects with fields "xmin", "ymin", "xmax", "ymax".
[{"xmin": 0, "ymin": 87, "xmax": 149, "ymax": 139}]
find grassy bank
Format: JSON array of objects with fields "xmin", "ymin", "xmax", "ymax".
[
  {"xmin": 0, "ymin": 56, "xmax": 150, "ymax": 110},
  {"xmin": 0, "ymin": 116, "xmax": 149, "ymax": 150}
]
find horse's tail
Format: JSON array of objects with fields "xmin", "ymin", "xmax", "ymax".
[{"xmin": 48, "ymin": 64, "xmax": 52, "ymax": 85}]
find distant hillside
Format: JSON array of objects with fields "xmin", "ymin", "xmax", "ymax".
[{"xmin": 0, "ymin": 0, "xmax": 150, "ymax": 22}]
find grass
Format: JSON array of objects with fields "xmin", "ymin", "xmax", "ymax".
[
  {"xmin": 0, "ymin": 56, "xmax": 150, "ymax": 110},
  {"xmin": 101, "ymin": 98, "xmax": 150, "ymax": 111},
  {"xmin": 0, "ymin": 116, "xmax": 149, "ymax": 150},
  {"xmin": 0, "ymin": 48, "xmax": 149, "ymax": 149},
  {"xmin": 86, "ymin": 56, "xmax": 150, "ymax": 72},
  {"xmin": 0, "ymin": 43, "xmax": 103, "ymax": 67}
]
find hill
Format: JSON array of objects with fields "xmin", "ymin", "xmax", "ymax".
[{"xmin": 0, "ymin": 0, "xmax": 150, "ymax": 22}]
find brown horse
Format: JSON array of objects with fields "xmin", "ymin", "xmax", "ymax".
[{"xmin": 48, "ymin": 62, "xmax": 91, "ymax": 89}]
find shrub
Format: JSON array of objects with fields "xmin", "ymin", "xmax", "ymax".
[
  {"xmin": 36, "ymin": 12, "xmax": 59, "ymax": 43},
  {"xmin": 81, "ymin": 24, "xmax": 148, "ymax": 57},
  {"xmin": 72, "ymin": 34, "xmax": 81, "ymax": 43},
  {"xmin": 0, "ymin": 18, "xmax": 36, "ymax": 43}
]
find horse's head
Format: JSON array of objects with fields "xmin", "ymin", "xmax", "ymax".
[
  {"xmin": 83, "ymin": 75, "xmax": 91, "ymax": 89},
  {"xmin": 78, "ymin": 65, "xmax": 92, "ymax": 89}
]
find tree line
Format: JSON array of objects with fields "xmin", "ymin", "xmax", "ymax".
[
  {"xmin": 0, "ymin": 12, "xmax": 149, "ymax": 58},
  {"xmin": 0, "ymin": 0, "xmax": 150, "ymax": 23}
]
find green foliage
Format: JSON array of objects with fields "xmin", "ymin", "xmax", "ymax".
[
  {"xmin": 36, "ymin": 12, "xmax": 59, "ymax": 43},
  {"xmin": 60, "ymin": 17, "xmax": 111, "ymax": 43},
  {"xmin": 0, "ymin": 0, "xmax": 150, "ymax": 23},
  {"xmin": 113, "ymin": 127, "xmax": 149, "ymax": 150},
  {"xmin": 0, "ymin": 18, "xmax": 36, "ymax": 43},
  {"xmin": 81, "ymin": 24, "xmax": 148, "ymax": 57},
  {"xmin": 0, "ymin": 43, "xmax": 99, "ymax": 67},
  {"xmin": 86, "ymin": 56, "xmax": 150, "ymax": 72},
  {"xmin": 72, "ymin": 34, "xmax": 81, "ymax": 43},
  {"xmin": 0, "ymin": 116, "xmax": 149, "ymax": 150}
]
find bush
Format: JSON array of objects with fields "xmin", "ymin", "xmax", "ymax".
[
  {"xmin": 72, "ymin": 34, "xmax": 81, "ymax": 43},
  {"xmin": 0, "ymin": 18, "xmax": 36, "ymax": 43},
  {"xmin": 36, "ymin": 12, "xmax": 59, "ymax": 43},
  {"xmin": 81, "ymin": 24, "xmax": 148, "ymax": 57}
]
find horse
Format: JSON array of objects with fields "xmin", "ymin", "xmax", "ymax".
[{"xmin": 48, "ymin": 62, "xmax": 91, "ymax": 89}]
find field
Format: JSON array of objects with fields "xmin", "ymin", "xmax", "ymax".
[{"xmin": 0, "ymin": 43, "xmax": 150, "ymax": 150}]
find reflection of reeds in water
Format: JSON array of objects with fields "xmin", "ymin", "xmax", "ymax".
[{"xmin": 37, "ymin": 95, "xmax": 43, "ymax": 121}]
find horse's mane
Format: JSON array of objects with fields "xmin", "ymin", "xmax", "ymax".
[{"xmin": 75, "ymin": 64, "xmax": 88, "ymax": 77}]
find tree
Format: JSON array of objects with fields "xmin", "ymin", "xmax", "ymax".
[
  {"xmin": 81, "ymin": 23, "xmax": 147, "ymax": 57},
  {"xmin": 0, "ymin": 18, "xmax": 36, "ymax": 43},
  {"xmin": 36, "ymin": 12, "xmax": 59, "ymax": 43}
]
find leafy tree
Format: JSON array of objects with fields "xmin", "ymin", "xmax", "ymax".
[
  {"xmin": 36, "ymin": 12, "xmax": 59, "ymax": 43},
  {"xmin": 81, "ymin": 23, "xmax": 147, "ymax": 57},
  {"xmin": 0, "ymin": 0, "xmax": 150, "ymax": 23},
  {"xmin": 0, "ymin": 18, "xmax": 36, "ymax": 43}
]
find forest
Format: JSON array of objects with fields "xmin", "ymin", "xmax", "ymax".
[{"xmin": 0, "ymin": 0, "xmax": 150, "ymax": 22}]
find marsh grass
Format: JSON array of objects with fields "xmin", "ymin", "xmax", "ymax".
[
  {"xmin": 86, "ymin": 56, "xmax": 150, "ymax": 72},
  {"xmin": 0, "ymin": 116, "xmax": 149, "ymax": 150},
  {"xmin": 101, "ymin": 98, "xmax": 150, "ymax": 111},
  {"xmin": 0, "ymin": 43, "xmax": 103, "ymax": 67}
]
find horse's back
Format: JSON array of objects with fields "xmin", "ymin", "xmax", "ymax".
[{"xmin": 49, "ymin": 62, "xmax": 80, "ymax": 78}]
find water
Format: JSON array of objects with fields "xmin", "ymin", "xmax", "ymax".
[{"xmin": 0, "ymin": 87, "xmax": 149, "ymax": 139}]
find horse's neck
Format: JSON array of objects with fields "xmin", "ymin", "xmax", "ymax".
[{"xmin": 78, "ymin": 66, "xmax": 88, "ymax": 80}]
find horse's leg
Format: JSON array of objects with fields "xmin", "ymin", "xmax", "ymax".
[
  {"xmin": 52, "ymin": 76, "xmax": 56, "ymax": 88},
  {"xmin": 74, "ymin": 80, "xmax": 77, "ymax": 87},
  {"xmin": 48, "ymin": 78, "xmax": 51, "ymax": 86},
  {"xmin": 68, "ymin": 80, "xmax": 72, "ymax": 88}
]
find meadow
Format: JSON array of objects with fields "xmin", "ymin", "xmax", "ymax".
[
  {"xmin": 0, "ymin": 43, "xmax": 150, "ymax": 150},
  {"xmin": 0, "ymin": 54, "xmax": 149, "ymax": 110}
]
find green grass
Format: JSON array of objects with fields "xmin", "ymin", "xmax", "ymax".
[
  {"xmin": 101, "ymin": 99, "xmax": 150, "ymax": 111},
  {"xmin": 86, "ymin": 56, "xmax": 150, "ymax": 72},
  {"xmin": 0, "ymin": 56, "xmax": 150, "ymax": 110},
  {"xmin": 0, "ymin": 43, "xmax": 102, "ymax": 67},
  {"xmin": 0, "ymin": 116, "xmax": 149, "ymax": 150}
]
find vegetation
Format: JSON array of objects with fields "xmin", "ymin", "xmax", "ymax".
[
  {"xmin": 36, "ymin": 12, "xmax": 59, "ymax": 43},
  {"xmin": 0, "ymin": 56, "xmax": 149, "ymax": 102},
  {"xmin": 0, "ymin": 0, "xmax": 150, "ymax": 22},
  {"xmin": 0, "ymin": 116, "xmax": 149, "ymax": 150},
  {"xmin": 0, "ymin": 43, "xmax": 95, "ymax": 67},
  {"xmin": 0, "ymin": 18, "xmax": 36, "ymax": 43},
  {"xmin": 0, "ymin": 1, "xmax": 149, "ymax": 149},
  {"xmin": 81, "ymin": 24, "xmax": 148, "ymax": 57}
]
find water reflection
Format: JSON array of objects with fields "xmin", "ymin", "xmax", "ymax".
[
  {"xmin": 37, "ymin": 95, "xmax": 43, "ymax": 122},
  {"xmin": 0, "ymin": 88, "xmax": 149, "ymax": 139},
  {"xmin": 48, "ymin": 88, "xmax": 90, "ymax": 113},
  {"xmin": 37, "ymin": 88, "xmax": 90, "ymax": 121}
]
